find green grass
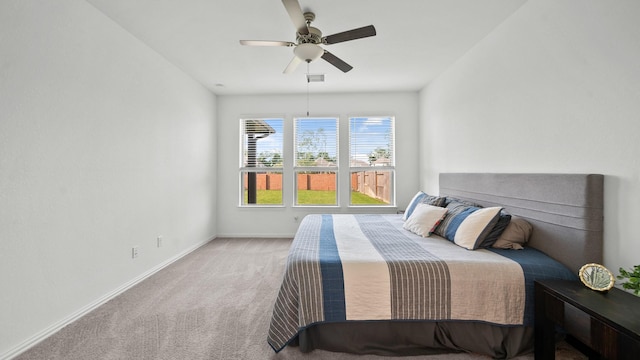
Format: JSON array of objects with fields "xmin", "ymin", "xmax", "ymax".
[
  {"xmin": 243, "ymin": 190, "xmax": 283, "ymax": 204},
  {"xmin": 350, "ymin": 191, "xmax": 388, "ymax": 205},
  {"xmin": 297, "ymin": 190, "xmax": 337, "ymax": 205},
  {"xmin": 243, "ymin": 190, "xmax": 388, "ymax": 205}
]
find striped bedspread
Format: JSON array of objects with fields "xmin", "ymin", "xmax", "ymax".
[{"xmin": 267, "ymin": 214, "xmax": 575, "ymax": 352}]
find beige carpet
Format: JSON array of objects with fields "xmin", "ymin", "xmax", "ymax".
[{"xmin": 16, "ymin": 238, "xmax": 586, "ymax": 360}]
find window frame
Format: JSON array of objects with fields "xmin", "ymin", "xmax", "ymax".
[
  {"xmin": 237, "ymin": 114, "xmax": 397, "ymax": 209},
  {"xmin": 348, "ymin": 116, "xmax": 396, "ymax": 207},
  {"xmin": 239, "ymin": 117, "xmax": 285, "ymax": 207},
  {"xmin": 293, "ymin": 116, "xmax": 339, "ymax": 207}
]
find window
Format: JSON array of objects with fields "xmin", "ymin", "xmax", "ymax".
[
  {"xmin": 240, "ymin": 118, "xmax": 283, "ymax": 205},
  {"xmin": 239, "ymin": 115, "xmax": 395, "ymax": 208},
  {"xmin": 349, "ymin": 116, "xmax": 395, "ymax": 206},
  {"xmin": 294, "ymin": 117, "xmax": 338, "ymax": 206}
]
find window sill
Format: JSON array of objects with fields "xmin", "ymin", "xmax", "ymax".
[{"xmin": 238, "ymin": 205, "xmax": 285, "ymax": 209}]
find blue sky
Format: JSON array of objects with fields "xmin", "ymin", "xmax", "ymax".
[
  {"xmin": 252, "ymin": 118, "xmax": 283, "ymax": 155},
  {"xmin": 349, "ymin": 117, "xmax": 393, "ymax": 162}
]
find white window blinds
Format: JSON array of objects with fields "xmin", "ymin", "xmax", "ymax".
[
  {"xmin": 349, "ymin": 116, "xmax": 394, "ymax": 167},
  {"xmin": 294, "ymin": 117, "xmax": 338, "ymax": 168},
  {"xmin": 240, "ymin": 118, "xmax": 283, "ymax": 205},
  {"xmin": 241, "ymin": 118, "xmax": 283, "ymax": 168}
]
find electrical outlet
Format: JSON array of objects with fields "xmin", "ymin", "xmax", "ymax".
[
  {"xmin": 132, "ymin": 246, "xmax": 139, "ymax": 259},
  {"xmin": 157, "ymin": 236, "xmax": 162, "ymax": 248},
  {"xmin": 294, "ymin": 216, "xmax": 299, "ymax": 222}
]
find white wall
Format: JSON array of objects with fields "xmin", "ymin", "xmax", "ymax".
[
  {"xmin": 419, "ymin": 0, "xmax": 640, "ymax": 274},
  {"xmin": 217, "ymin": 92, "xmax": 419, "ymax": 237},
  {"xmin": 0, "ymin": 1, "xmax": 217, "ymax": 357}
]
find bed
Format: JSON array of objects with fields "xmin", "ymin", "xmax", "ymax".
[{"xmin": 268, "ymin": 173, "xmax": 604, "ymax": 358}]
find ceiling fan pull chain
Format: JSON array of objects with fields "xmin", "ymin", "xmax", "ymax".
[{"xmin": 306, "ymin": 62, "xmax": 310, "ymax": 116}]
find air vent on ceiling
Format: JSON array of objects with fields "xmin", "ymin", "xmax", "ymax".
[{"xmin": 307, "ymin": 74, "xmax": 325, "ymax": 82}]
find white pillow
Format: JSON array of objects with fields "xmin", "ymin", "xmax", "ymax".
[
  {"xmin": 453, "ymin": 207, "xmax": 502, "ymax": 250},
  {"xmin": 403, "ymin": 203, "xmax": 448, "ymax": 237}
]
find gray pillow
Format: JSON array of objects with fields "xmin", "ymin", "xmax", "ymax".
[{"xmin": 492, "ymin": 216, "xmax": 533, "ymax": 250}]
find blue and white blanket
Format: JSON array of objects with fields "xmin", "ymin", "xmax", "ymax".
[{"xmin": 267, "ymin": 214, "xmax": 575, "ymax": 352}]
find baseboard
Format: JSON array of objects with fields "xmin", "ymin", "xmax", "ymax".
[
  {"xmin": 1, "ymin": 237, "xmax": 214, "ymax": 360},
  {"xmin": 215, "ymin": 233, "xmax": 295, "ymax": 238}
]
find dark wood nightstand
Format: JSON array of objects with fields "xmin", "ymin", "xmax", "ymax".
[{"xmin": 535, "ymin": 280, "xmax": 640, "ymax": 360}]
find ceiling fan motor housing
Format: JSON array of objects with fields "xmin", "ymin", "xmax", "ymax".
[
  {"xmin": 297, "ymin": 26, "xmax": 322, "ymax": 44},
  {"xmin": 294, "ymin": 13, "xmax": 323, "ymax": 63}
]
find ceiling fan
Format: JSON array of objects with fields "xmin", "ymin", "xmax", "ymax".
[{"xmin": 240, "ymin": 0, "xmax": 377, "ymax": 74}]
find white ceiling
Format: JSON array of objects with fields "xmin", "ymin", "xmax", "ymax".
[{"xmin": 87, "ymin": 0, "xmax": 526, "ymax": 95}]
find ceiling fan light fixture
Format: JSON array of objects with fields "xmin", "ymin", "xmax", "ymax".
[{"xmin": 294, "ymin": 43, "xmax": 324, "ymax": 62}]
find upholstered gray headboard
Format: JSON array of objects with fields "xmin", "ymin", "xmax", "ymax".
[{"xmin": 439, "ymin": 173, "xmax": 604, "ymax": 274}]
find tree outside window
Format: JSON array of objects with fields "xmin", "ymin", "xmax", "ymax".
[{"xmin": 294, "ymin": 118, "xmax": 338, "ymax": 206}]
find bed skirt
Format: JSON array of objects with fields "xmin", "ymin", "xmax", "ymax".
[{"xmin": 293, "ymin": 321, "xmax": 534, "ymax": 358}]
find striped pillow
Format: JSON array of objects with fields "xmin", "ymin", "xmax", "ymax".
[
  {"xmin": 478, "ymin": 210, "xmax": 512, "ymax": 248},
  {"xmin": 453, "ymin": 207, "xmax": 502, "ymax": 250},
  {"xmin": 435, "ymin": 202, "xmax": 502, "ymax": 250},
  {"xmin": 403, "ymin": 191, "xmax": 446, "ymax": 221},
  {"xmin": 433, "ymin": 201, "xmax": 478, "ymax": 238}
]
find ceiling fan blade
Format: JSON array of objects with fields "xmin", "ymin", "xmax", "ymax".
[
  {"xmin": 283, "ymin": 56, "xmax": 303, "ymax": 74},
  {"xmin": 281, "ymin": 0, "xmax": 308, "ymax": 35},
  {"xmin": 321, "ymin": 51, "xmax": 353, "ymax": 73},
  {"xmin": 240, "ymin": 40, "xmax": 295, "ymax": 47},
  {"xmin": 323, "ymin": 25, "xmax": 377, "ymax": 45}
]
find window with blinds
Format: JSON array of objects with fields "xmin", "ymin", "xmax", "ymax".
[
  {"xmin": 240, "ymin": 118, "xmax": 283, "ymax": 206},
  {"xmin": 349, "ymin": 116, "xmax": 395, "ymax": 206},
  {"xmin": 293, "ymin": 117, "xmax": 338, "ymax": 206}
]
